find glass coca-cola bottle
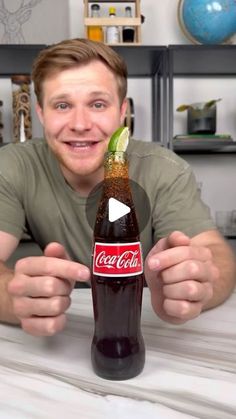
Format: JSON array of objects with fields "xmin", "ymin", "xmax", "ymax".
[{"xmin": 91, "ymin": 150, "xmax": 145, "ymax": 380}]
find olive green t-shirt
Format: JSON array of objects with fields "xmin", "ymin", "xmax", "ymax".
[{"xmin": 0, "ymin": 138, "xmax": 215, "ymax": 267}]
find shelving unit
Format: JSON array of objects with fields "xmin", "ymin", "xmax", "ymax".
[
  {"xmin": 2, "ymin": 44, "xmax": 236, "ymax": 151},
  {"xmin": 0, "ymin": 44, "xmax": 167, "ymax": 144},
  {"xmin": 84, "ymin": 0, "xmax": 142, "ymax": 45},
  {"xmin": 168, "ymin": 45, "xmax": 236, "ymax": 153}
]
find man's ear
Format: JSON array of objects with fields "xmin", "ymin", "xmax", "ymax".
[
  {"xmin": 120, "ymin": 98, "xmax": 128, "ymax": 125},
  {"xmin": 35, "ymin": 102, "xmax": 44, "ymax": 126}
]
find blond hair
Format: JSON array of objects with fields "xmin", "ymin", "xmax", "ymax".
[{"xmin": 32, "ymin": 38, "xmax": 127, "ymax": 106}]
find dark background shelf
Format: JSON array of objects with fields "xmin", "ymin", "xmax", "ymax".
[
  {"xmin": 168, "ymin": 45, "xmax": 236, "ymax": 76},
  {"xmin": 0, "ymin": 44, "xmax": 167, "ymax": 78},
  {"xmin": 173, "ymin": 139, "xmax": 236, "ymax": 153},
  {"xmin": 113, "ymin": 46, "xmax": 166, "ymax": 77},
  {"xmin": 0, "ymin": 45, "xmax": 45, "ymax": 75}
]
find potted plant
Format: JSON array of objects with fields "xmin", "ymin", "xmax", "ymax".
[{"xmin": 176, "ymin": 99, "xmax": 222, "ymax": 134}]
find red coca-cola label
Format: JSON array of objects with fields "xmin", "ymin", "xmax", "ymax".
[{"xmin": 93, "ymin": 242, "xmax": 143, "ymax": 277}]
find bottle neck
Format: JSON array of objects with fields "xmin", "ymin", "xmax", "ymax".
[
  {"xmin": 92, "ymin": 10, "xmax": 100, "ymax": 17},
  {"xmin": 125, "ymin": 7, "xmax": 132, "ymax": 18},
  {"xmin": 103, "ymin": 151, "xmax": 131, "ymax": 204},
  {"xmin": 91, "ymin": 7, "xmax": 100, "ymax": 17},
  {"xmin": 94, "ymin": 151, "xmax": 140, "ymax": 240},
  {"xmin": 104, "ymin": 151, "xmax": 128, "ymax": 180},
  {"xmin": 109, "ymin": 7, "xmax": 116, "ymax": 17}
]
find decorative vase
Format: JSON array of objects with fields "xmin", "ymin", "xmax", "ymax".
[{"xmin": 187, "ymin": 103, "xmax": 216, "ymax": 134}]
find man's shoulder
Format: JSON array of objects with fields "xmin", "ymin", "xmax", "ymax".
[
  {"xmin": 127, "ymin": 139, "xmax": 189, "ymax": 169},
  {"xmin": 0, "ymin": 138, "xmax": 49, "ymax": 167},
  {"xmin": 0, "ymin": 138, "xmax": 47, "ymax": 157},
  {"xmin": 0, "ymin": 139, "xmax": 51, "ymax": 185}
]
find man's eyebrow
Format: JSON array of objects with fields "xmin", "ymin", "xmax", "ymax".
[
  {"xmin": 49, "ymin": 91, "xmax": 111, "ymax": 102},
  {"xmin": 49, "ymin": 94, "xmax": 70, "ymax": 103},
  {"xmin": 88, "ymin": 91, "xmax": 112, "ymax": 98}
]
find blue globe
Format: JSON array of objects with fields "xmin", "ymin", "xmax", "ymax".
[{"xmin": 178, "ymin": 0, "xmax": 236, "ymax": 44}]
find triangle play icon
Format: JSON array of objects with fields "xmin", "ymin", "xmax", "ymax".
[{"xmin": 108, "ymin": 197, "xmax": 131, "ymax": 222}]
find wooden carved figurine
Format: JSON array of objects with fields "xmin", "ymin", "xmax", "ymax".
[{"xmin": 12, "ymin": 75, "xmax": 32, "ymax": 142}]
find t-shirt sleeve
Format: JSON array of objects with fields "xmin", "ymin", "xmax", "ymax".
[
  {"xmin": 152, "ymin": 164, "xmax": 216, "ymax": 242},
  {"xmin": 0, "ymin": 159, "xmax": 25, "ymax": 239}
]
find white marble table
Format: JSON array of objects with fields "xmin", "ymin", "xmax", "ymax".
[{"xmin": 0, "ymin": 288, "xmax": 236, "ymax": 419}]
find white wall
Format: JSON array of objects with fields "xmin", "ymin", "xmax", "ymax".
[{"xmin": 1, "ymin": 0, "xmax": 236, "ymax": 220}]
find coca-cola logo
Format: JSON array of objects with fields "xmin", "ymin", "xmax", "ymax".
[
  {"xmin": 93, "ymin": 242, "xmax": 143, "ymax": 277},
  {"xmin": 95, "ymin": 250, "xmax": 139, "ymax": 270}
]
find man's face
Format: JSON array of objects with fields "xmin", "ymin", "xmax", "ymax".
[{"xmin": 36, "ymin": 61, "xmax": 127, "ymax": 187}]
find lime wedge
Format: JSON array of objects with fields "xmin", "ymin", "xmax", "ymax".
[{"xmin": 108, "ymin": 126, "xmax": 129, "ymax": 152}]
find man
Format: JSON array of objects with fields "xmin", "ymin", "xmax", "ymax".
[{"xmin": 0, "ymin": 39, "xmax": 235, "ymax": 336}]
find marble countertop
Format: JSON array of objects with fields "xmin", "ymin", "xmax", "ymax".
[{"xmin": 0, "ymin": 287, "xmax": 236, "ymax": 419}]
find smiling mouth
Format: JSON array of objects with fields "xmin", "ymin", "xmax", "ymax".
[{"xmin": 65, "ymin": 141, "xmax": 99, "ymax": 149}]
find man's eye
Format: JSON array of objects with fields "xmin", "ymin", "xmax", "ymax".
[
  {"xmin": 56, "ymin": 103, "xmax": 69, "ymax": 110},
  {"xmin": 93, "ymin": 102, "xmax": 105, "ymax": 109}
]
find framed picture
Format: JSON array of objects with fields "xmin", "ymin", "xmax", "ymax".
[{"xmin": 0, "ymin": 0, "xmax": 69, "ymax": 44}]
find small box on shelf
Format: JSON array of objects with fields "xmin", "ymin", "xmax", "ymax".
[{"xmin": 84, "ymin": 0, "xmax": 142, "ymax": 45}]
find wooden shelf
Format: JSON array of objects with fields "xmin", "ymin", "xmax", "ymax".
[
  {"xmin": 84, "ymin": 17, "xmax": 141, "ymax": 26},
  {"xmin": 87, "ymin": 0, "xmax": 137, "ymax": 2},
  {"xmin": 84, "ymin": 0, "xmax": 142, "ymax": 45}
]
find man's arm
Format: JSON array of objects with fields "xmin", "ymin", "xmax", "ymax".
[
  {"xmin": 145, "ymin": 230, "xmax": 236, "ymax": 324},
  {"xmin": 0, "ymin": 231, "xmax": 20, "ymax": 324},
  {"xmin": 0, "ymin": 262, "xmax": 19, "ymax": 324}
]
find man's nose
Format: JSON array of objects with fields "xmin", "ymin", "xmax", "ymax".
[{"xmin": 68, "ymin": 107, "xmax": 92, "ymax": 131}]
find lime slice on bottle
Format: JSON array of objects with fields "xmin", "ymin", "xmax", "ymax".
[{"xmin": 108, "ymin": 126, "xmax": 129, "ymax": 152}]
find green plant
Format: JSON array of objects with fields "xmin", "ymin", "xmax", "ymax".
[{"xmin": 176, "ymin": 98, "xmax": 222, "ymax": 112}]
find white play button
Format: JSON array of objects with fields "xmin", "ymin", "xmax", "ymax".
[{"xmin": 108, "ymin": 197, "xmax": 130, "ymax": 222}]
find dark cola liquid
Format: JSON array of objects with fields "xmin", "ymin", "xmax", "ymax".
[{"xmin": 91, "ymin": 273, "xmax": 145, "ymax": 380}]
